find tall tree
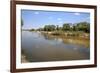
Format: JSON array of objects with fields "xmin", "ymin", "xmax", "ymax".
[
  {"xmin": 44, "ymin": 25, "xmax": 56, "ymax": 31},
  {"xmin": 56, "ymin": 25, "xmax": 59, "ymax": 30},
  {"xmin": 76, "ymin": 22, "xmax": 90, "ymax": 32},
  {"xmin": 21, "ymin": 19, "xmax": 24, "ymax": 26},
  {"xmin": 62, "ymin": 23, "xmax": 70, "ymax": 31}
]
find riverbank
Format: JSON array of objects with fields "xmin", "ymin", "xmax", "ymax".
[
  {"xmin": 40, "ymin": 31, "xmax": 90, "ymax": 48},
  {"xmin": 21, "ymin": 54, "xmax": 28, "ymax": 63},
  {"xmin": 21, "ymin": 50, "xmax": 29, "ymax": 63},
  {"xmin": 40, "ymin": 31, "xmax": 89, "ymax": 39}
]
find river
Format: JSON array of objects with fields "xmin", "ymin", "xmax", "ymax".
[{"xmin": 21, "ymin": 31, "xmax": 90, "ymax": 63}]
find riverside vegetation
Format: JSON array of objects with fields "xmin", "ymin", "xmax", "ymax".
[
  {"xmin": 29, "ymin": 22, "xmax": 90, "ymax": 39},
  {"xmin": 21, "ymin": 21, "xmax": 90, "ymax": 62}
]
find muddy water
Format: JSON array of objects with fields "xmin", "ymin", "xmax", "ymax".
[{"xmin": 21, "ymin": 31, "xmax": 90, "ymax": 63}]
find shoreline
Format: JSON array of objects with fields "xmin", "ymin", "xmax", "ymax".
[
  {"xmin": 21, "ymin": 54, "xmax": 29, "ymax": 63},
  {"xmin": 40, "ymin": 31, "xmax": 90, "ymax": 39}
]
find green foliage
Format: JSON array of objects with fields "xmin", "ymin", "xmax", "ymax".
[
  {"xmin": 29, "ymin": 22, "xmax": 90, "ymax": 33},
  {"xmin": 56, "ymin": 25, "xmax": 59, "ymax": 30},
  {"xmin": 21, "ymin": 19, "xmax": 24, "ymax": 26},
  {"xmin": 76, "ymin": 22, "xmax": 90, "ymax": 33},
  {"xmin": 62, "ymin": 23, "xmax": 70, "ymax": 31},
  {"xmin": 44, "ymin": 25, "xmax": 56, "ymax": 31},
  {"xmin": 30, "ymin": 29, "xmax": 35, "ymax": 31}
]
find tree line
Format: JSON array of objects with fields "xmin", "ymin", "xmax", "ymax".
[{"xmin": 36, "ymin": 22, "xmax": 90, "ymax": 33}]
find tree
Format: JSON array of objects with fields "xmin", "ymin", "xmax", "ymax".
[
  {"xmin": 76, "ymin": 22, "xmax": 90, "ymax": 33},
  {"xmin": 30, "ymin": 29, "xmax": 35, "ymax": 31},
  {"xmin": 50, "ymin": 25, "xmax": 56, "ymax": 31},
  {"xmin": 56, "ymin": 25, "xmax": 59, "ymax": 30},
  {"xmin": 37, "ymin": 28, "xmax": 44, "ymax": 31},
  {"xmin": 44, "ymin": 25, "xmax": 50, "ymax": 31},
  {"xmin": 62, "ymin": 23, "xmax": 70, "ymax": 31},
  {"xmin": 21, "ymin": 19, "xmax": 24, "ymax": 26},
  {"xmin": 44, "ymin": 25, "xmax": 56, "ymax": 31}
]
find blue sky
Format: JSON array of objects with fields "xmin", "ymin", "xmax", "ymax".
[{"xmin": 21, "ymin": 10, "xmax": 90, "ymax": 29}]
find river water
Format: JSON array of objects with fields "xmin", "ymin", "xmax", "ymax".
[{"xmin": 21, "ymin": 31, "xmax": 90, "ymax": 62}]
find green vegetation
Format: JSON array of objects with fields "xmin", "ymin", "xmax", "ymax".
[
  {"xmin": 22, "ymin": 21, "xmax": 90, "ymax": 38},
  {"xmin": 76, "ymin": 22, "xmax": 90, "ymax": 33},
  {"xmin": 44, "ymin": 25, "xmax": 56, "ymax": 31},
  {"xmin": 33, "ymin": 22, "xmax": 90, "ymax": 33},
  {"xmin": 21, "ymin": 19, "xmax": 24, "ymax": 26},
  {"xmin": 62, "ymin": 23, "xmax": 70, "ymax": 31},
  {"xmin": 29, "ymin": 29, "xmax": 35, "ymax": 31}
]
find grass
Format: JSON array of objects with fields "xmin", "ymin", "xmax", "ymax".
[{"xmin": 40, "ymin": 30, "xmax": 89, "ymax": 39}]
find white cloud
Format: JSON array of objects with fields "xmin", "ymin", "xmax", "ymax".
[
  {"xmin": 74, "ymin": 13, "xmax": 80, "ymax": 15},
  {"xmin": 34, "ymin": 12, "xmax": 39, "ymax": 14},
  {"xmin": 57, "ymin": 18, "xmax": 62, "ymax": 20},
  {"xmin": 58, "ymin": 21, "xmax": 63, "ymax": 23}
]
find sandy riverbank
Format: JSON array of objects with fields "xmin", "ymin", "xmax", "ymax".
[{"xmin": 21, "ymin": 54, "xmax": 28, "ymax": 63}]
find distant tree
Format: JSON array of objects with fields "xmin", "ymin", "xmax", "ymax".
[
  {"xmin": 59, "ymin": 27, "xmax": 63, "ymax": 30},
  {"xmin": 36, "ymin": 22, "xmax": 90, "ymax": 33},
  {"xmin": 44, "ymin": 25, "xmax": 56, "ymax": 31},
  {"xmin": 44, "ymin": 25, "xmax": 50, "ymax": 31},
  {"xmin": 50, "ymin": 25, "xmax": 56, "ymax": 31},
  {"xmin": 76, "ymin": 22, "xmax": 90, "ymax": 32},
  {"xmin": 37, "ymin": 28, "xmax": 44, "ymax": 31},
  {"xmin": 21, "ymin": 19, "xmax": 24, "ymax": 26},
  {"xmin": 30, "ymin": 29, "xmax": 35, "ymax": 31},
  {"xmin": 73, "ymin": 25, "xmax": 78, "ymax": 31},
  {"xmin": 62, "ymin": 23, "xmax": 70, "ymax": 31},
  {"xmin": 56, "ymin": 25, "xmax": 59, "ymax": 30}
]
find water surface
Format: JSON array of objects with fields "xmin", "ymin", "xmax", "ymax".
[{"xmin": 21, "ymin": 31, "xmax": 90, "ymax": 63}]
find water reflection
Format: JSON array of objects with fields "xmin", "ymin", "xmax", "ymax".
[{"xmin": 21, "ymin": 31, "xmax": 90, "ymax": 63}]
